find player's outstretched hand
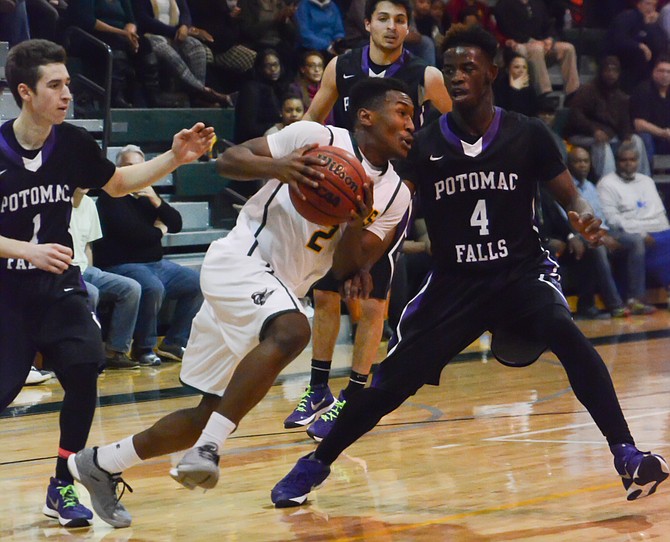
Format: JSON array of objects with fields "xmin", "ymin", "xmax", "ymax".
[
  {"xmin": 172, "ymin": 122, "xmax": 216, "ymax": 165},
  {"xmin": 340, "ymin": 269, "xmax": 373, "ymax": 300},
  {"xmin": 568, "ymin": 211, "xmax": 605, "ymax": 245},
  {"xmin": 27, "ymin": 243, "xmax": 72, "ymax": 274},
  {"xmin": 275, "ymin": 144, "xmax": 325, "ymax": 200}
]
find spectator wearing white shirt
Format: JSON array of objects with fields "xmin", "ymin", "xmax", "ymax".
[
  {"xmin": 597, "ymin": 140, "xmax": 670, "ymax": 298},
  {"xmin": 70, "ymin": 188, "xmax": 141, "ymax": 369}
]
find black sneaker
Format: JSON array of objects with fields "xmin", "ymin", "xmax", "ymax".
[
  {"xmin": 156, "ymin": 341, "xmax": 185, "ymax": 362},
  {"xmin": 105, "ymin": 352, "xmax": 140, "ymax": 370}
]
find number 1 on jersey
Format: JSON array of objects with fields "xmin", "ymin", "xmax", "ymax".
[
  {"xmin": 470, "ymin": 199, "xmax": 489, "ymax": 236},
  {"xmin": 31, "ymin": 213, "xmax": 41, "ymax": 244}
]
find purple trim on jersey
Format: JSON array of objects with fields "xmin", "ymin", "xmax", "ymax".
[
  {"xmin": 438, "ymin": 107, "xmax": 503, "ymax": 154},
  {"xmin": 361, "ymin": 46, "xmax": 410, "ymax": 78},
  {"xmin": 0, "ymin": 123, "xmax": 57, "ymax": 167}
]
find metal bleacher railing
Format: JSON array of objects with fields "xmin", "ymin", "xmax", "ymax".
[{"xmin": 62, "ymin": 26, "xmax": 113, "ymax": 152}]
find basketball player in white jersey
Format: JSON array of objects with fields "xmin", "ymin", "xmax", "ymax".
[{"xmin": 67, "ymin": 77, "xmax": 415, "ymax": 528}]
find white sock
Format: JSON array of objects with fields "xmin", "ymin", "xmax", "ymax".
[
  {"xmin": 194, "ymin": 412, "xmax": 236, "ymax": 449},
  {"xmin": 96, "ymin": 436, "xmax": 142, "ymax": 474}
]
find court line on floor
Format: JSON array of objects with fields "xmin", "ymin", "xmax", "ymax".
[{"xmin": 326, "ymin": 480, "xmax": 626, "ymax": 541}]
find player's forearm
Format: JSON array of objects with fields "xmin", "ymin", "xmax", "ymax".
[
  {"xmin": 0, "ymin": 236, "xmax": 31, "ymax": 260},
  {"xmin": 216, "ymin": 146, "xmax": 277, "ymax": 180},
  {"xmin": 331, "ymin": 227, "xmax": 368, "ymax": 280},
  {"xmin": 104, "ymin": 152, "xmax": 180, "ymax": 197}
]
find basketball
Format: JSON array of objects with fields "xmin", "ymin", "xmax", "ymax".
[{"xmin": 289, "ymin": 146, "xmax": 368, "ymax": 226}]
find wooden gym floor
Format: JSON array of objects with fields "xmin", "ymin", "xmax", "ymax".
[{"xmin": 2, "ymin": 312, "xmax": 670, "ymax": 541}]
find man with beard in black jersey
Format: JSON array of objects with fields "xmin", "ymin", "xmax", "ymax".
[
  {"xmin": 282, "ymin": 0, "xmax": 452, "ymax": 443},
  {"xmin": 0, "ymin": 39, "xmax": 214, "ymax": 528},
  {"xmin": 271, "ymin": 23, "xmax": 669, "ymax": 508}
]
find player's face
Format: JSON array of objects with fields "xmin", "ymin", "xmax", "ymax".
[
  {"xmin": 301, "ymin": 54, "xmax": 324, "ymax": 84},
  {"xmin": 442, "ymin": 46, "xmax": 497, "ymax": 109},
  {"xmin": 366, "ymin": 1, "xmax": 410, "ymax": 53},
  {"xmin": 281, "ymin": 98, "xmax": 304, "ymax": 125},
  {"xmin": 616, "ymin": 150, "xmax": 640, "ymax": 180},
  {"xmin": 568, "ymin": 147, "xmax": 591, "ymax": 180},
  {"xmin": 21, "ymin": 62, "xmax": 72, "ymax": 125},
  {"xmin": 370, "ymin": 90, "xmax": 414, "ymax": 159}
]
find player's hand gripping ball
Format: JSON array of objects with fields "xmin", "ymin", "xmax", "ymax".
[{"xmin": 290, "ymin": 146, "xmax": 368, "ymax": 226}]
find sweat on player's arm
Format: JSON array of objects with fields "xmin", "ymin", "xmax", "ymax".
[{"xmin": 102, "ymin": 122, "xmax": 215, "ymax": 197}]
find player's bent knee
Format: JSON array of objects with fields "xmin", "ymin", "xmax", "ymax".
[{"xmin": 263, "ymin": 312, "xmax": 311, "ymax": 357}]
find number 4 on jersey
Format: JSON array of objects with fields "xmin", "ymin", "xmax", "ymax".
[{"xmin": 470, "ymin": 199, "xmax": 489, "ymax": 236}]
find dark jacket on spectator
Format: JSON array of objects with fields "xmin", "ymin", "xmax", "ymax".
[
  {"xmin": 564, "ymin": 80, "xmax": 633, "ymax": 141},
  {"xmin": 94, "ymin": 192, "xmax": 182, "ymax": 267},
  {"xmin": 132, "ymin": 0, "xmax": 193, "ymax": 36},
  {"xmin": 494, "ymin": 0, "xmax": 553, "ymax": 43}
]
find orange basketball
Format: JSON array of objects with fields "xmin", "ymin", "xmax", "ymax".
[{"xmin": 289, "ymin": 146, "xmax": 368, "ymax": 226}]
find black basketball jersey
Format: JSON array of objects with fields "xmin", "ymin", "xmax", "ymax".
[
  {"xmin": 0, "ymin": 121, "xmax": 116, "ymax": 273},
  {"xmin": 395, "ymin": 108, "xmax": 566, "ymax": 274},
  {"xmin": 333, "ymin": 46, "xmax": 428, "ymax": 130}
]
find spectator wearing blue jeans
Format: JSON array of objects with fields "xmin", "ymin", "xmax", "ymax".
[
  {"xmin": 93, "ymin": 145, "xmax": 204, "ymax": 365},
  {"xmin": 568, "ymin": 146, "xmax": 654, "ymax": 315},
  {"xmin": 598, "ymin": 140, "xmax": 670, "ymax": 304},
  {"xmin": 70, "ymin": 187, "xmax": 142, "ymax": 369}
]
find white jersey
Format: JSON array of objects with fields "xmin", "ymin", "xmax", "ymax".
[{"xmin": 216, "ymin": 120, "xmax": 411, "ymax": 297}]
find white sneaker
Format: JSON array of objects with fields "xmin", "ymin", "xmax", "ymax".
[{"xmin": 25, "ymin": 366, "xmax": 54, "ymax": 386}]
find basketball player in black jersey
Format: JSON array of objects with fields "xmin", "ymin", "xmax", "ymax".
[
  {"xmin": 0, "ymin": 39, "xmax": 213, "ymax": 528},
  {"xmin": 283, "ymin": 0, "xmax": 453, "ymax": 441},
  {"xmin": 272, "ymin": 24, "xmax": 669, "ymax": 508}
]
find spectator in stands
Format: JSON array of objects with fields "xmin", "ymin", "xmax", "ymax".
[
  {"xmin": 564, "ymin": 55, "xmax": 650, "ymax": 179},
  {"xmin": 493, "ymin": 49, "xmax": 539, "ymax": 117},
  {"xmin": 288, "ymin": 50, "xmax": 326, "ymax": 113},
  {"xmin": 26, "ymin": 0, "xmax": 67, "ymax": 42},
  {"xmin": 94, "ymin": 145, "xmax": 204, "ymax": 366},
  {"xmin": 535, "ymin": 95, "xmax": 567, "ymax": 162},
  {"xmin": 445, "ymin": 0, "xmax": 494, "ymax": 34},
  {"xmin": 0, "ymin": 0, "xmax": 30, "ymax": 46},
  {"xmin": 295, "ymin": 0, "xmax": 346, "ymax": 59},
  {"xmin": 631, "ymin": 55, "xmax": 670, "ymax": 167},
  {"xmin": 598, "ymin": 141, "xmax": 670, "ymax": 299},
  {"xmin": 234, "ymin": 48, "xmax": 285, "ymax": 143},
  {"xmin": 238, "ymin": 0, "xmax": 297, "ymax": 72},
  {"xmin": 264, "ymin": 93, "xmax": 305, "ymax": 135},
  {"xmin": 568, "ymin": 146, "xmax": 654, "ymax": 315},
  {"xmin": 70, "ymin": 188, "xmax": 142, "ymax": 369},
  {"xmin": 342, "ymin": 0, "xmax": 368, "ymax": 49},
  {"xmin": 605, "ymin": 0, "xmax": 667, "ymax": 93},
  {"xmin": 188, "ymin": 0, "xmax": 257, "ymax": 81},
  {"xmin": 131, "ymin": 0, "xmax": 233, "ymax": 106},
  {"xmin": 537, "ymin": 183, "xmax": 607, "ymax": 319},
  {"xmin": 66, "ymin": 0, "xmax": 153, "ymax": 107},
  {"xmin": 494, "ymin": 0, "xmax": 580, "ymax": 97}
]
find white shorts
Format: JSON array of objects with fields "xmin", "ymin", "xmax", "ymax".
[{"xmin": 180, "ymin": 247, "xmax": 305, "ymax": 396}]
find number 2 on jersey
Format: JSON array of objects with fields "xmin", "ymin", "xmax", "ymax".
[
  {"xmin": 470, "ymin": 199, "xmax": 489, "ymax": 236},
  {"xmin": 307, "ymin": 225, "xmax": 339, "ymax": 253}
]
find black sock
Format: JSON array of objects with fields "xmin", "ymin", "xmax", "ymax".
[
  {"xmin": 342, "ymin": 370, "xmax": 368, "ymax": 399},
  {"xmin": 310, "ymin": 359, "xmax": 332, "ymax": 387}
]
